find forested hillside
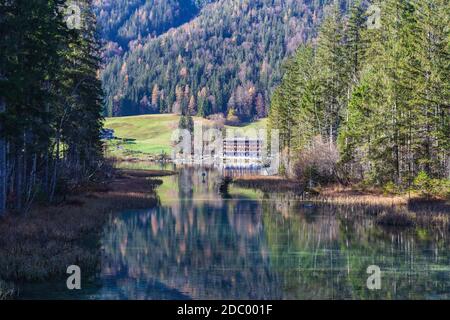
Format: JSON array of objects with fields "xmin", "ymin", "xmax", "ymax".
[
  {"xmin": 269, "ymin": 0, "xmax": 449, "ymax": 192},
  {"xmin": 100, "ymin": 0, "xmax": 340, "ymax": 119},
  {"xmin": 93, "ymin": 0, "xmax": 215, "ymax": 59}
]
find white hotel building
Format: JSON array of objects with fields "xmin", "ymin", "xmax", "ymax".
[{"xmin": 222, "ymin": 137, "xmax": 263, "ymax": 168}]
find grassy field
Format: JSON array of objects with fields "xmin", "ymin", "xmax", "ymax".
[{"xmin": 104, "ymin": 114, "xmax": 267, "ymax": 159}]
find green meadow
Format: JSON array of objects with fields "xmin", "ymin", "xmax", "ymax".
[{"xmin": 104, "ymin": 114, "xmax": 267, "ymax": 159}]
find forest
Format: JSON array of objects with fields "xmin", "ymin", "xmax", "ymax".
[
  {"xmin": 269, "ymin": 0, "xmax": 449, "ymax": 194},
  {"xmin": 94, "ymin": 0, "xmax": 215, "ymax": 53},
  {"xmin": 99, "ymin": 0, "xmax": 338, "ymax": 119},
  {"xmin": 0, "ymin": 0, "xmax": 104, "ymax": 216},
  {"xmin": 1, "ymin": 0, "xmax": 448, "ymax": 218},
  {"xmin": 0, "ymin": 0, "xmax": 449, "ymax": 302}
]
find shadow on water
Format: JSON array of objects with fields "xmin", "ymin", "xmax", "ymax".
[
  {"xmin": 20, "ymin": 166, "xmax": 450, "ymax": 299},
  {"xmin": 85, "ymin": 167, "xmax": 450, "ymax": 300}
]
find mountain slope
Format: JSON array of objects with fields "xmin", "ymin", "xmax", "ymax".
[
  {"xmin": 94, "ymin": 0, "xmax": 216, "ymax": 59},
  {"xmin": 100, "ymin": 0, "xmax": 339, "ymax": 118}
]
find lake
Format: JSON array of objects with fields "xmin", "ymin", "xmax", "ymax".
[{"xmin": 19, "ymin": 165, "xmax": 450, "ymax": 299}]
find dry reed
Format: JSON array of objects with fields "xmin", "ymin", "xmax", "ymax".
[{"xmin": 0, "ymin": 169, "xmax": 165, "ymax": 298}]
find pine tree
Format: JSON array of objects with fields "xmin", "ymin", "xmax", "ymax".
[
  {"xmin": 407, "ymin": 0, "xmax": 450, "ymax": 178},
  {"xmin": 0, "ymin": 98, "xmax": 5, "ymax": 216},
  {"xmin": 315, "ymin": 4, "xmax": 348, "ymax": 145},
  {"xmin": 270, "ymin": 0, "xmax": 449, "ymax": 186},
  {"xmin": 0, "ymin": 0, "xmax": 105, "ymax": 212}
]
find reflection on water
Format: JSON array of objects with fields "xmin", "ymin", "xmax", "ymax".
[{"xmin": 90, "ymin": 167, "xmax": 450, "ymax": 300}]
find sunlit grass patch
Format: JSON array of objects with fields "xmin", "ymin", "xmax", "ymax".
[{"xmin": 104, "ymin": 114, "xmax": 268, "ymax": 160}]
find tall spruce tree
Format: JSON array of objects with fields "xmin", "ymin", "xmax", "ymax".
[
  {"xmin": 0, "ymin": 0, "xmax": 104, "ymax": 213},
  {"xmin": 269, "ymin": 0, "xmax": 449, "ymax": 186}
]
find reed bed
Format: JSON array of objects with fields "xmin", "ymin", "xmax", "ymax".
[
  {"xmin": 119, "ymin": 168, "xmax": 177, "ymax": 178},
  {"xmin": 374, "ymin": 209, "xmax": 450, "ymax": 229},
  {"xmin": 315, "ymin": 185, "xmax": 408, "ymax": 206},
  {"xmin": 327, "ymin": 198, "xmax": 450, "ymax": 229},
  {"xmin": 0, "ymin": 169, "xmax": 165, "ymax": 299},
  {"xmin": 310, "ymin": 186, "xmax": 449, "ymax": 229},
  {"xmin": 375, "ymin": 210, "xmax": 416, "ymax": 227},
  {"xmin": 233, "ymin": 176, "xmax": 304, "ymax": 193},
  {"xmin": 234, "ymin": 177, "xmax": 449, "ymax": 229}
]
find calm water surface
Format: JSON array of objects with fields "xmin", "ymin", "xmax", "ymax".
[{"xmin": 21, "ymin": 165, "xmax": 450, "ymax": 299}]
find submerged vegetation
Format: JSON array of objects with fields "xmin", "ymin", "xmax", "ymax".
[{"xmin": 260, "ymin": 199, "xmax": 450, "ymax": 299}]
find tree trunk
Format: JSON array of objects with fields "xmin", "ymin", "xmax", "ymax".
[
  {"xmin": 14, "ymin": 148, "xmax": 22, "ymax": 211},
  {"xmin": 0, "ymin": 98, "xmax": 6, "ymax": 216},
  {"xmin": 49, "ymin": 131, "xmax": 60, "ymax": 203}
]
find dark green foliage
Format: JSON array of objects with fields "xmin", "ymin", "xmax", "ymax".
[
  {"xmin": 0, "ymin": 0, "xmax": 104, "ymax": 213},
  {"xmin": 340, "ymin": 0, "xmax": 449, "ymax": 186},
  {"xmin": 269, "ymin": 0, "xmax": 449, "ymax": 189}
]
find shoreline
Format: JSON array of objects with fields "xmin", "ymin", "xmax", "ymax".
[
  {"xmin": 312, "ymin": 186, "xmax": 410, "ymax": 206},
  {"xmin": 233, "ymin": 176, "xmax": 449, "ymax": 205},
  {"xmin": 1, "ymin": 167, "xmax": 448, "ymax": 298},
  {"xmin": 0, "ymin": 168, "xmax": 175, "ymax": 299},
  {"xmin": 232, "ymin": 176, "xmax": 449, "ymax": 229},
  {"xmin": 232, "ymin": 176, "xmax": 304, "ymax": 193}
]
